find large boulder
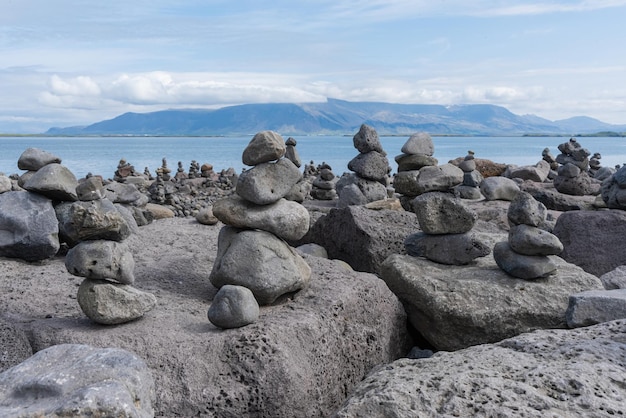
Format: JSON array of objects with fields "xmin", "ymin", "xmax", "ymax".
[
  {"xmin": 506, "ymin": 160, "xmax": 550, "ymax": 182},
  {"xmin": 335, "ymin": 320, "xmax": 626, "ymax": 417},
  {"xmin": 414, "ymin": 163, "xmax": 463, "ymax": 194},
  {"xmin": 22, "ymin": 163, "xmax": 78, "ymax": 201},
  {"xmin": 0, "ymin": 191, "xmax": 60, "ymax": 261},
  {"xmin": 17, "ymin": 147, "xmax": 61, "ymax": 171},
  {"xmin": 380, "ymin": 252, "xmax": 603, "ymax": 351},
  {"xmin": 520, "ymin": 180, "xmax": 597, "ymax": 211},
  {"xmin": 235, "ymin": 158, "xmax": 302, "ymax": 205},
  {"xmin": 242, "ymin": 131, "xmax": 286, "ymax": 166}
]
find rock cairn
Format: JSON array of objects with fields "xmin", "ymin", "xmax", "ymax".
[
  {"xmin": 311, "ymin": 162, "xmax": 338, "ymax": 200},
  {"xmin": 284, "ymin": 137, "xmax": 302, "ymax": 168},
  {"xmin": 209, "ymin": 130, "xmax": 312, "ymax": 328},
  {"xmin": 553, "ymin": 138, "xmax": 596, "ymax": 196},
  {"xmin": 404, "ymin": 192, "xmax": 491, "ymax": 265},
  {"xmin": 454, "ymin": 150, "xmax": 484, "ymax": 200},
  {"xmin": 336, "ymin": 124, "xmax": 391, "ymax": 207},
  {"xmin": 601, "ymin": 164, "xmax": 626, "ymax": 209},
  {"xmin": 493, "ymin": 191, "xmax": 563, "ymax": 279}
]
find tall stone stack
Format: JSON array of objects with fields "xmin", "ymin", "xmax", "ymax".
[
  {"xmin": 493, "ymin": 192, "xmax": 564, "ymax": 279},
  {"xmin": 210, "ymin": 131, "xmax": 312, "ymax": 328},
  {"xmin": 336, "ymin": 124, "xmax": 390, "ymax": 208},
  {"xmin": 454, "ymin": 150, "xmax": 484, "ymax": 200},
  {"xmin": 311, "ymin": 162, "xmax": 338, "ymax": 200},
  {"xmin": 553, "ymin": 138, "xmax": 596, "ymax": 196}
]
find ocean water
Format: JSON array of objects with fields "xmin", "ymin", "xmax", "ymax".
[{"xmin": 1, "ymin": 135, "xmax": 625, "ymax": 179}]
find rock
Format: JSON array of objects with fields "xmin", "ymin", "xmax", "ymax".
[
  {"xmin": 554, "ymin": 170, "xmax": 597, "ymax": 196},
  {"xmin": 507, "ymin": 191, "xmax": 548, "ymax": 227},
  {"xmin": 558, "ymin": 162, "xmax": 582, "ymax": 178},
  {"xmin": 380, "ymin": 252, "xmax": 603, "ymax": 350},
  {"xmin": 77, "ymin": 278, "xmax": 157, "ymax": 325},
  {"xmin": 449, "ymin": 157, "xmax": 507, "ymax": 178},
  {"xmin": 0, "ymin": 318, "xmax": 32, "ymax": 373},
  {"xmin": 400, "ymin": 132, "xmax": 434, "ymax": 155},
  {"xmin": 479, "ymin": 176, "xmax": 520, "ymax": 201},
  {"xmin": 296, "ymin": 243, "xmax": 329, "ymax": 258},
  {"xmin": 508, "ymin": 224, "xmax": 563, "ymax": 256},
  {"xmin": 17, "ymin": 147, "xmax": 61, "ymax": 171},
  {"xmin": 22, "ymin": 163, "xmax": 78, "ymax": 201},
  {"xmin": 600, "ymin": 266, "xmax": 626, "ymax": 290},
  {"xmin": 284, "ymin": 137, "xmax": 302, "ymax": 168},
  {"xmin": 65, "ymin": 240, "xmax": 135, "ymax": 284},
  {"xmin": 463, "ymin": 170, "xmax": 483, "ymax": 187},
  {"xmin": 208, "ymin": 285, "xmax": 260, "ymax": 329},
  {"xmin": 411, "ymin": 192, "xmax": 477, "ymax": 234},
  {"xmin": 414, "ymin": 163, "xmax": 463, "ymax": 194},
  {"xmin": 336, "ymin": 173, "xmax": 388, "ymax": 207},
  {"xmin": 493, "ymin": 241, "xmax": 557, "ymax": 279},
  {"xmin": 404, "ymin": 232, "xmax": 491, "ymax": 265},
  {"xmin": 76, "ymin": 176, "xmax": 104, "ymax": 201},
  {"xmin": 0, "ymin": 343, "xmax": 155, "ymax": 417},
  {"xmin": 0, "ymin": 174, "xmax": 12, "ymax": 193},
  {"xmin": 566, "ymin": 289, "xmax": 626, "ymax": 328},
  {"xmin": 0, "ymin": 191, "xmax": 60, "ymax": 261},
  {"xmin": 213, "ymin": 195, "xmax": 310, "ymax": 241},
  {"xmin": 334, "ymin": 320, "xmax": 626, "ymax": 417},
  {"xmin": 284, "ymin": 178, "xmax": 312, "ymax": 203},
  {"xmin": 236, "ymin": 158, "xmax": 302, "ymax": 205},
  {"xmin": 352, "ymin": 124, "xmax": 383, "ymax": 154},
  {"xmin": 553, "ymin": 210, "xmax": 626, "ymax": 276},
  {"xmin": 601, "ymin": 165, "xmax": 626, "ymax": 209},
  {"xmin": 145, "ymin": 202, "xmax": 175, "ymax": 219},
  {"xmin": 364, "ymin": 198, "xmax": 403, "ymax": 211},
  {"xmin": 209, "ymin": 227, "xmax": 311, "ymax": 305},
  {"xmin": 459, "ymin": 158, "xmax": 476, "ymax": 172},
  {"xmin": 395, "ymin": 153, "xmax": 438, "ymax": 172},
  {"xmin": 347, "ymin": 151, "xmax": 390, "ymax": 181},
  {"xmin": 506, "ymin": 160, "xmax": 551, "ymax": 182},
  {"xmin": 455, "ymin": 184, "xmax": 484, "ymax": 200},
  {"xmin": 195, "ymin": 206, "xmax": 219, "ymax": 225},
  {"xmin": 242, "ymin": 131, "xmax": 286, "ymax": 166},
  {"xmin": 520, "ymin": 180, "xmax": 597, "ymax": 211},
  {"xmin": 104, "ymin": 181, "xmax": 143, "ymax": 204},
  {"xmin": 392, "ymin": 170, "xmax": 421, "ymax": 196},
  {"xmin": 56, "ymin": 199, "xmax": 132, "ymax": 246}
]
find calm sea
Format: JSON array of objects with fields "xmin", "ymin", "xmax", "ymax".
[{"xmin": 1, "ymin": 135, "xmax": 625, "ymax": 179}]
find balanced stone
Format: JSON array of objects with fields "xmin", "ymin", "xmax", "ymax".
[
  {"xmin": 566, "ymin": 289, "xmax": 626, "ymax": 328},
  {"xmin": 508, "ymin": 224, "xmax": 563, "ymax": 256},
  {"xmin": 353, "ymin": 124, "xmax": 383, "ymax": 154},
  {"xmin": 400, "ymin": 132, "xmax": 434, "ymax": 156},
  {"xmin": 17, "ymin": 147, "xmax": 61, "ymax": 171},
  {"xmin": 242, "ymin": 131, "xmax": 286, "ymax": 166},
  {"xmin": 336, "ymin": 173, "xmax": 388, "ymax": 208},
  {"xmin": 392, "ymin": 170, "xmax": 421, "ymax": 196},
  {"xmin": 507, "ymin": 191, "xmax": 547, "ymax": 227},
  {"xmin": 479, "ymin": 177, "xmax": 520, "ymax": 201},
  {"xmin": 463, "ymin": 170, "xmax": 483, "ymax": 187},
  {"xmin": 208, "ymin": 285, "xmax": 260, "ymax": 329},
  {"xmin": 22, "ymin": 163, "xmax": 78, "ymax": 201},
  {"xmin": 404, "ymin": 232, "xmax": 491, "ymax": 265},
  {"xmin": 65, "ymin": 240, "xmax": 135, "ymax": 284},
  {"xmin": 394, "ymin": 153, "xmax": 438, "ymax": 172},
  {"xmin": 284, "ymin": 137, "xmax": 302, "ymax": 168},
  {"xmin": 558, "ymin": 162, "xmax": 581, "ymax": 178},
  {"xmin": 76, "ymin": 176, "xmax": 105, "ymax": 201},
  {"xmin": 236, "ymin": 158, "xmax": 301, "ymax": 205},
  {"xmin": 347, "ymin": 151, "xmax": 390, "ymax": 181},
  {"xmin": 56, "ymin": 199, "xmax": 132, "ymax": 245},
  {"xmin": 413, "ymin": 163, "xmax": 463, "ymax": 195},
  {"xmin": 411, "ymin": 192, "xmax": 477, "ymax": 234},
  {"xmin": 493, "ymin": 241, "xmax": 557, "ymax": 279}
]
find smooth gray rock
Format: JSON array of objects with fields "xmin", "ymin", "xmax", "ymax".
[
  {"xmin": 507, "ymin": 191, "xmax": 548, "ymax": 227},
  {"xmin": 566, "ymin": 289, "xmax": 626, "ymax": 328},
  {"xmin": 493, "ymin": 241, "xmax": 558, "ymax": 279},
  {"xmin": 236, "ymin": 158, "xmax": 302, "ymax": 205},
  {"xmin": 75, "ymin": 176, "xmax": 104, "ymax": 201},
  {"xmin": 347, "ymin": 151, "xmax": 389, "ymax": 181},
  {"xmin": 352, "ymin": 124, "xmax": 383, "ymax": 154},
  {"xmin": 313, "ymin": 176, "xmax": 338, "ymax": 190},
  {"xmin": 380, "ymin": 252, "xmax": 603, "ymax": 350},
  {"xmin": 336, "ymin": 173, "xmax": 388, "ymax": 207},
  {"xmin": 0, "ymin": 343, "xmax": 155, "ymax": 418},
  {"xmin": 0, "ymin": 318, "xmax": 32, "ymax": 373},
  {"xmin": 458, "ymin": 158, "xmax": 476, "ymax": 172},
  {"xmin": 284, "ymin": 142, "xmax": 302, "ymax": 168},
  {"xmin": 480, "ymin": 176, "xmax": 520, "ymax": 201},
  {"xmin": 213, "ymin": 195, "xmax": 310, "ymax": 241},
  {"xmin": 400, "ymin": 132, "xmax": 434, "ymax": 156},
  {"xmin": 334, "ymin": 320, "xmax": 626, "ymax": 417},
  {"xmin": 0, "ymin": 175, "xmax": 12, "ymax": 193},
  {"xmin": 395, "ymin": 153, "xmax": 438, "ymax": 172},
  {"xmin": 463, "ymin": 170, "xmax": 483, "ymax": 187},
  {"xmin": 414, "ymin": 163, "xmax": 464, "ymax": 194},
  {"xmin": 506, "ymin": 160, "xmax": 551, "ymax": 182},
  {"xmin": 104, "ymin": 181, "xmax": 143, "ymax": 204},
  {"xmin": 65, "ymin": 240, "xmax": 135, "ymax": 284},
  {"xmin": 0, "ymin": 191, "xmax": 60, "ymax": 261},
  {"xmin": 22, "ymin": 163, "xmax": 78, "ymax": 201},
  {"xmin": 17, "ymin": 147, "xmax": 61, "ymax": 171},
  {"xmin": 411, "ymin": 192, "xmax": 477, "ymax": 234},
  {"xmin": 296, "ymin": 243, "xmax": 329, "ymax": 258},
  {"xmin": 392, "ymin": 170, "xmax": 421, "ymax": 196},
  {"xmin": 208, "ymin": 285, "xmax": 260, "ymax": 329},
  {"xmin": 404, "ymin": 231, "xmax": 491, "ymax": 265},
  {"xmin": 242, "ymin": 131, "xmax": 286, "ymax": 166},
  {"xmin": 558, "ymin": 162, "xmax": 582, "ymax": 178},
  {"xmin": 509, "ymin": 224, "xmax": 563, "ymax": 256},
  {"xmin": 209, "ymin": 227, "xmax": 311, "ymax": 305},
  {"xmin": 195, "ymin": 206, "xmax": 219, "ymax": 225},
  {"xmin": 77, "ymin": 278, "xmax": 157, "ymax": 325},
  {"xmin": 455, "ymin": 184, "xmax": 483, "ymax": 200},
  {"xmin": 600, "ymin": 265, "xmax": 626, "ymax": 290}
]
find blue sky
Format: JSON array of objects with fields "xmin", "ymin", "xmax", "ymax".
[{"xmin": 1, "ymin": 0, "xmax": 625, "ymax": 133}]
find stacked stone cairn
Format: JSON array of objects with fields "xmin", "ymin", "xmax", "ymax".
[
  {"xmin": 493, "ymin": 191, "xmax": 564, "ymax": 279},
  {"xmin": 454, "ymin": 150, "xmax": 484, "ymax": 200},
  {"xmin": 336, "ymin": 124, "xmax": 391, "ymax": 207},
  {"xmin": 601, "ymin": 164, "xmax": 626, "ymax": 209},
  {"xmin": 553, "ymin": 138, "xmax": 597, "ymax": 196},
  {"xmin": 283, "ymin": 137, "xmax": 313, "ymax": 203},
  {"xmin": 311, "ymin": 162, "xmax": 338, "ymax": 200},
  {"xmin": 209, "ymin": 131, "xmax": 312, "ymax": 328},
  {"xmin": 404, "ymin": 192, "xmax": 491, "ymax": 265}
]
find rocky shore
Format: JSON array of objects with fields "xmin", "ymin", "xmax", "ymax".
[{"xmin": 1, "ymin": 127, "xmax": 626, "ymax": 417}]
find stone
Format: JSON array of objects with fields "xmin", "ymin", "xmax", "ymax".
[
  {"xmin": 296, "ymin": 243, "xmax": 329, "ymax": 258},
  {"xmin": 395, "ymin": 153, "xmax": 438, "ymax": 172},
  {"xmin": 600, "ymin": 266, "xmax": 626, "ymax": 290},
  {"xmin": 404, "ymin": 232, "xmax": 491, "ymax": 265},
  {"xmin": 242, "ymin": 131, "xmax": 286, "ymax": 166},
  {"xmin": 17, "ymin": 147, "xmax": 61, "ymax": 171},
  {"xmin": 553, "ymin": 210, "xmax": 626, "ymax": 276},
  {"xmin": 479, "ymin": 176, "xmax": 520, "ymax": 201},
  {"xmin": 455, "ymin": 184, "xmax": 483, "ymax": 200},
  {"xmin": 0, "ymin": 318, "xmax": 32, "ymax": 373},
  {"xmin": 347, "ymin": 151, "xmax": 389, "ymax": 181},
  {"xmin": 566, "ymin": 289, "xmax": 626, "ymax": 328},
  {"xmin": 411, "ymin": 192, "xmax": 477, "ymax": 234},
  {"xmin": 336, "ymin": 173, "xmax": 388, "ymax": 207},
  {"xmin": 77, "ymin": 278, "xmax": 157, "ymax": 325},
  {"xmin": 506, "ymin": 160, "xmax": 551, "ymax": 182},
  {"xmin": 209, "ymin": 227, "xmax": 311, "ymax": 305},
  {"xmin": 508, "ymin": 224, "xmax": 563, "ymax": 256},
  {"xmin": 458, "ymin": 158, "xmax": 476, "ymax": 172},
  {"xmin": 236, "ymin": 158, "xmax": 302, "ymax": 205},
  {"xmin": 0, "ymin": 344, "xmax": 155, "ymax": 418},
  {"xmin": 76, "ymin": 176, "xmax": 104, "ymax": 201},
  {"xmin": 284, "ymin": 137, "xmax": 302, "ymax": 168},
  {"xmin": 145, "ymin": 202, "xmax": 175, "ymax": 219},
  {"xmin": 520, "ymin": 180, "xmax": 597, "ymax": 211},
  {"xmin": 380, "ymin": 252, "xmax": 603, "ymax": 350},
  {"xmin": 0, "ymin": 191, "xmax": 60, "ymax": 261},
  {"xmin": 554, "ymin": 170, "xmax": 596, "ymax": 196},
  {"xmin": 208, "ymin": 285, "xmax": 260, "ymax": 329},
  {"xmin": 558, "ymin": 162, "xmax": 582, "ymax": 178},
  {"xmin": 195, "ymin": 206, "xmax": 219, "ymax": 225},
  {"xmin": 449, "ymin": 157, "xmax": 507, "ymax": 178},
  {"xmin": 334, "ymin": 320, "xmax": 626, "ymax": 417},
  {"xmin": 213, "ymin": 195, "xmax": 310, "ymax": 241},
  {"xmin": 104, "ymin": 181, "xmax": 144, "ymax": 204},
  {"xmin": 507, "ymin": 191, "xmax": 548, "ymax": 227},
  {"xmin": 400, "ymin": 132, "xmax": 434, "ymax": 155},
  {"xmin": 352, "ymin": 124, "xmax": 383, "ymax": 154},
  {"xmin": 493, "ymin": 241, "xmax": 558, "ymax": 279},
  {"xmin": 65, "ymin": 240, "xmax": 135, "ymax": 284},
  {"xmin": 601, "ymin": 165, "xmax": 626, "ymax": 209},
  {"xmin": 392, "ymin": 170, "xmax": 420, "ymax": 196},
  {"xmin": 463, "ymin": 170, "xmax": 483, "ymax": 187},
  {"xmin": 414, "ymin": 163, "xmax": 463, "ymax": 194},
  {"xmin": 22, "ymin": 163, "xmax": 78, "ymax": 201},
  {"xmin": 0, "ymin": 175, "xmax": 12, "ymax": 193}
]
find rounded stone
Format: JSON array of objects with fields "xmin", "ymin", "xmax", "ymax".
[
  {"xmin": 242, "ymin": 131, "xmax": 286, "ymax": 166},
  {"xmin": 208, "ymin": 285, "xmax": 260, "ymax": 329}
]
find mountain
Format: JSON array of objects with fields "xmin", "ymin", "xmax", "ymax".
[{"xmin": 45, "ymin": 98, "xmax": 626, "ymax": 136}]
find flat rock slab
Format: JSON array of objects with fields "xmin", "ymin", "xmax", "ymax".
[
  {"xmin": 0, "ymin": 218, "xmax": 410, "ymax": 417},
  {"xmin": 380, "ymin": 252, "xmax": 604, "ymax": 351}
]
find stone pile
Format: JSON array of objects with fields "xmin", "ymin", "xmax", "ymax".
[
  {"xmin": 404, "ymin": 192, "xmax": 491, "ymax": 265},
  {"xmin": 311, "ymin": 162, "xmax": 338, "ymax": 200},
  {"xmin": 454, "ymin": 150, "xmax": 484, "ymax": 199},
  {"xmin": 601, "ymin": 164, "xmax": 626, "ymax": 210},
  {"xmin": 210, "ymin": 130, "xmax": 312, "ymax": 328},
  {"xmin": 336, "ymin": 124, "xmax": 390, "ymax": 207},
  {"xmin": 553, "ymin": 138, "xmax": 597, "ymax": 195},
  {"xmin": 493, "ymin": 191, "xmax": 563, "ymax": 279},
  {"xmin": 284, "ymin": 137, "xmax": 302, "ymax": 167}
]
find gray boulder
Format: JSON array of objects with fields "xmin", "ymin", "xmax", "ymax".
[
  {"xmin": 0, "ymin": 175, "xmax": 12, "ymax": 194},
  {"xmin": 236, "ymin": 158, "xmax": 302, "ymax": 205},
  {"xmin": 411, "ymin": 192, "xmax": 477, "ymax": 234},
  {"xmin": 195, "ymin": 206, "xmax": 219, "ymax": 225},
  {"xmin": 209, "ymin": 227, "xmax": 311, "ymax": 305},
  {"xmin": 334, "ymin": 320, "xmax": 626, "ymax": 417},
  {"xmin": 208, "ymin": 285, "xmax": 260, "ymax": 329},
  {"xmin": 77, "ymin": 278, "xmax": 157, "ymax": 325},
  {"xmin": 296, "ymin": 243, "xmax": 329, "ymax": 258},
  {"xmin": 554, "ymin": 170, "xmax": 597, "ymax": 196},
  {"xmin": 17, "ymin": 147, "xmax": 61, "ymax": 171},
  {"xmin": 395, "ymin": 153, "xmax": 437, "ymax": 172},
  {"xmin": 404, "ymin": 232, "xmax": 491, "ymax": 265},
  {"xmin": 22, "ymin": 163, "xmax": 78, "ymax": 201},
  {"xmin": 509, "ymin": 224, "xmax": 563, "ymax": 256},
  {"xmin": 65, "ymin": 240, "xmax": 135, "ymax": 284},
  {"xmin": 0, "ymin": 343, "xmax": 155, "ymax": 418},
  {"xmin": 380, "ymin": 252, "xmax": 602, "ymax": 350},
  {"xmin": 352, "ymin": 124, "xmax": 383, "ymax": 154},
  {"xmin": 392, "ymin": 170, "xmax": 421, "ymax": 196},
  {"xmin": 493, "ymin": 241, "xmax": 558, "ymax": 279},
  {"xmin": 76, "ymin": 176, "xmax": 105, "ymax": 201},
  {"xmin": 347, "ymin": 151, "xmax": 389, "ymax": 181},
  {"xmin": 0, "ymin": 191, "xmax": 60, "ymax": 261},
  {"xmin": 104, "ymin": 181, "xmax": 144, "ymax": 204},
  {"xmin": 507, "ymin": 191, "xmax": 548, "ymax": 227},
  {"xmin": 506, "ymin": 160, "xmax": 550, "ymax": 182},
  {"xmin": 400, "ymin": 132, "xmax": 434, "ymax": 155},
  {"xmin": 566, "ymin": 289, "xmax": 626, "ymax": 328},
  {"xmin": 0, "ymin": 318, "xmax": 32, "ymax": 373},
  {"xmin": 601, "ymin": 165, "xmax": 626, "ymax": 209},
  {"xmin": 414, "ymin": 163, "xmax": 463, "ymax": 194},
  {"xmin": 520, "ymin": 180, "xmax": 597, "ymax": 211},
  {"xmin": 600, "ymin": 265, "xmax": 626, "ymax": 290},
  {"xmin": 242, "ymin": 131, "xmax": 286, "ymax": 166},
  {"xmin": 336, "ymin": 173, "xmax": 388, "ymax": 207},
  {"xmin": 56, "ymin": 199, "xmax": 132, "ymax": 246},
  {"xmin": 480, "ymin": 176, "xmax": 520, "ymax": 201}
]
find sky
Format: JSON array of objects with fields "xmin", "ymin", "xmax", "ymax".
[{"xmin": 1, "ymin": 0, "xmax": 626, "ymax": 133}]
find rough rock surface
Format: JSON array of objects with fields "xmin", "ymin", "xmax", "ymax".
[
  {"xmin": 235, "ymin": 158, "xmax": 301, "ymax": 205},
  {"xmin": 242, "ymin": 131, "xmax": 286, "ymax": 166},
  {"xmin": 335, "ymin": 320, "xmax": 626, "ymax": 417},
  {"xmin": 521, "ymin": 180, "xmax": 597, "ymax": 211},
  {"xmin": 600, "ymin": 265, "xmax": 626, "ymax": 290},
  {"xmin": 65, "ymin": 240, "xmax": 135, "ymax": 284},
  {"xmin": 22, "ymin": 163, "xmax": 79, "ymax": 201},
  {"xmin": 0, "ymin": 318, "xmax": 32, "ymax": 373},
  {"xmin": 566, "ymin": 289, "xmax": 626, "ymax": 328},
  {"xmin": 56, "ymin": 199, "xmax": 132, "ymax": 245},
  {"xmin": 404, "ymin": 232, "xmax": 491, "ymax": 265},
  {"xmin": 410, "ymin": 191, "xmax": 477, "ymax": 234}
]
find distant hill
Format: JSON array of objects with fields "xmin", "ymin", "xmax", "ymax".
[{"xmin": 45, "ymin": 98, "xmax": 626, "ymax": 136}]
